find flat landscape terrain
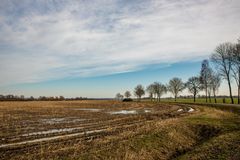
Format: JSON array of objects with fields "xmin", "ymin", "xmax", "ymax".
[{"xmin": 0, "ymin": 100, "xmax": 240, "ymax": 159}]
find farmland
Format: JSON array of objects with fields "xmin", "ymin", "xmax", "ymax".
[{"xmin": 0, "ymin": 100, "xmax": 240, "ymax": 159}]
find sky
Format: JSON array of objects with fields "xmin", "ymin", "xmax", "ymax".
[{"xmin": 0, "ymin": 0, "xmax": 239, "ymax": 98}]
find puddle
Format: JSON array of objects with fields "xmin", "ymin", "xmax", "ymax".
[
  {"xmin": 144, "ymin": 110, "xmax": 151, "ymax": 113},
  {"xmin": 109, "ymin": 110, "xmax": 137, "ymax": 115},
  {"xmin": 0, "ymin": 129, "xmax": 105, "ymax": 149},
  {"xmin": 188, "ymin": 108, "xmax": 194, "ymax": 112},
  {"xmin": 41, "ymin": 118, "xmax": 65, "ymax": 124},
  {"xmin": 41, "ymin": 118, "xmax": 85, "ymax": 124},
  {"xmin": 177, "ymin": 109, "xmax": 183, "ymax": 112},
  {"xmin": 71, "ymin": 119, "xmax": 86, "ymax": 123},
  {"xmin": 177, "ymin": 108, "xmax": 194, "ymax": 112},
  {"xmin": 73, "ymin": 108, "xmax": 102, "ymax": 112},
  {"xmin": 109, "ymin": 109, "xmax": 151, "ymax": 115},
  {"xmin": 22, "ymin": 126, "xmax": 84, "ymax": 137}
]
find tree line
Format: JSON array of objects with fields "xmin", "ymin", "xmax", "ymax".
[
  {"xmin": 116, "ymin": 38, "xmax": 240, "ymax": 104},
  {"xmin": 0, "ymin": 95, "xmax": 87, "ymax": 101}
]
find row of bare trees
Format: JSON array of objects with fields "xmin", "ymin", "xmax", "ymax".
[
  {"xmin": 116, "ymin": 71, "xmax": 220, "ymax": 103},
  {"xmin": 116, "ymin": 78, "xmax": 185, "ymax": 102},
  {"xmin": 211, "ymin": 39, "xmax": 240, "ymax": 104},
  {"xmin": 116, "ymin": 71, "xmax": 222, "ymax": 103},
  {"xmin": 190, "ymin": 60, "xmax": 222, "ymax": 103},
  {"xmin": 145, "ymin": 78, "xmax": 185, "ymax": 102},
  {"xmin": 115, "ymin": 91, "xmax": 132, "ymax": 100},
  {"xmin": 146, "ymin": 79, "xmax": 185, "ymax": 102},
  {"xmin": 115, "ymin": 38, "xmax": 240, "ymax": 104}
]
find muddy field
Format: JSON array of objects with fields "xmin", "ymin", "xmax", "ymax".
[
  {"xmin": 3, "ymin": 100, "xmax": 239, "ymax": 160},
  {"xmin": 0, "ymin": 100, "xmax": 199, "ymax": 159},
  {"xmin": 1, "ymin": 100, "xmax": 240, "ymax": 159}
]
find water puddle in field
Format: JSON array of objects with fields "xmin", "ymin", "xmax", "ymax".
[
  {"xmin": 144, "ymin": 109, "xmax": 151, "ymax": 113},
  {"xmin": 0, "ymin": 129, "xmax": 105, "ymax": 148},
  {"xmin": 109, "ymin": 110, "xmax": 137, "ymax": 115},
  {"xmin": 73, "ymin": 108, "xmax": 102, "ymax": 112},
  {"xmin": 188, "ymin": 107, "xmax": 194, "ymax": 112},
  {"xmin": 177, "ymin": 109, "xmax": 183, "ymax": 112},
  {"xmin": 71, "ymin": 119, "xmax": 86, "ymax": 123},
  {"xmin": 41, "ymin": 118, "xmax": 65, "ymax": 124},
  {"xmin": 109, "ymin": 109, "xmax": 152, "ymax": 115},
  {"xmin": 22, "ymin": 126, "xmax": 84, "ymax": 137},
  {"xmin": 41, "ymin": 118, "xmax": 85, "ymax": 124},
  {"xmin": 177, "ymin": 107, "xmax": 194, "ymax": 112}
]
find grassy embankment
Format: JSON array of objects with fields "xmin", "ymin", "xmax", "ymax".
[
  {"xmin": 160, "ymin": 97, "xmax": 239, "ymax": 104},
  {"xmin": 77, "ymin": 104, "xmax": 240, "ymax": 160}
]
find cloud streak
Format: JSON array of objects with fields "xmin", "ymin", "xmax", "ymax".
[{"xmin": 0, "ymin": 0, "xmax": 239, "ymax": 85}]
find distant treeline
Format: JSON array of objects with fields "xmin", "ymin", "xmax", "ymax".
[
  {"xmin": 0, "ymin": 95, "xmax": 87, "ymax": 101},
  {"xmin": 116, "ymin": 38, "xmax": 240, "ymax": 104}
]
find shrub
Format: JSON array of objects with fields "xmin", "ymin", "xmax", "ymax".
[{"xmin": 122, "ymin": 98, "xmax": 133, "ymax": 102}]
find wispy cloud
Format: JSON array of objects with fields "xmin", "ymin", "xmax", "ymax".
[{"xmin": 0, "ymin": 0, "xmax": 239, "ymax": 85}]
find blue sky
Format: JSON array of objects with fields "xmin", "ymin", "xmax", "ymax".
[{"xmin": 0, "ymin": 0, "xmax": 239, "ymax": 98}]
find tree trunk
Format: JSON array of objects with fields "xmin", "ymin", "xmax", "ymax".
[
  {"xmin": 194, "ymin": 94, "xmax": 196, "ymax": 102},
  {"xmin": 175, "ymin": 95, "xmax": 177, "ymax": 101},
  {"xmin": 238, "ymin": 69, "xmax": 240, "ymax": 104},
  {"xmin": 208, "ymin": 92, "xmax": 211, "ymax": 103},
  {"xmin": 238, "ymin": 85, "xmax": 240, "ymax": 104},
  {"xmin": 227, "ymin": 75, "xmax": 234, "ymax": 104},
  {"xmin": 213, "ymin": 91, "xmax": 217, "ymax": 103},
  {"xmin": 205, "ymin": 86, "xmax": 208, "ymax": 103}
]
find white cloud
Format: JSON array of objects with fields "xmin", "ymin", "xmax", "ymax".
[{"xmin": 0, "ymin": 0, "xmax": 239, "ymax": 85}]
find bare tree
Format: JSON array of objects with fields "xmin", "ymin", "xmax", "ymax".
[
  {"xmin": 152, "ymin": 83, "xmax": 158, "ymax": 100},
  {"xmin": 153, "ymin": 82, "xmax": 167, "ymax": 102},
  {"xmin": 134, "ymin": 84, "xmax": 145, "ymax": 101},
  {"xmin": 146, "ymin": 84, "xmax": 155, "ymax": 101},
  {"xmin": 209, "ymin": 72, "xmax": 221, "ymax": 103},
  {"xmin": 207, "ymin": 87, "xmax": 212, "ymax": 103},
  {"xmin": 208, "ymin": 69, "xmax": 214, "ymax": 103},
  {"xmin": 186, "ymin": 76, "xmax": 202, "ymax": 102},
  {"xmin": 59, "ymin": 96, "xmax": 65, "ymax": 100},
  {"xmin": 232, "ymin": 38, "xmax": 240, "ymax": 104},
  {"xmin": 168, "ymin": 77, "xmax": 185, "ymax": 101},
  {"xmin": 200, "ymin": 59, "xmax": 213, "ymax": 102},
  {"xmin": 115, "ymin": 93, "xmax": 123, "ymax": 101},
  {"xmin": 211, "ymin": 42, "xmax": 235, "ymax": 104},
  {"xmin": 124, "ymin": 91, "xmax": 131, "ymax": 98}
]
